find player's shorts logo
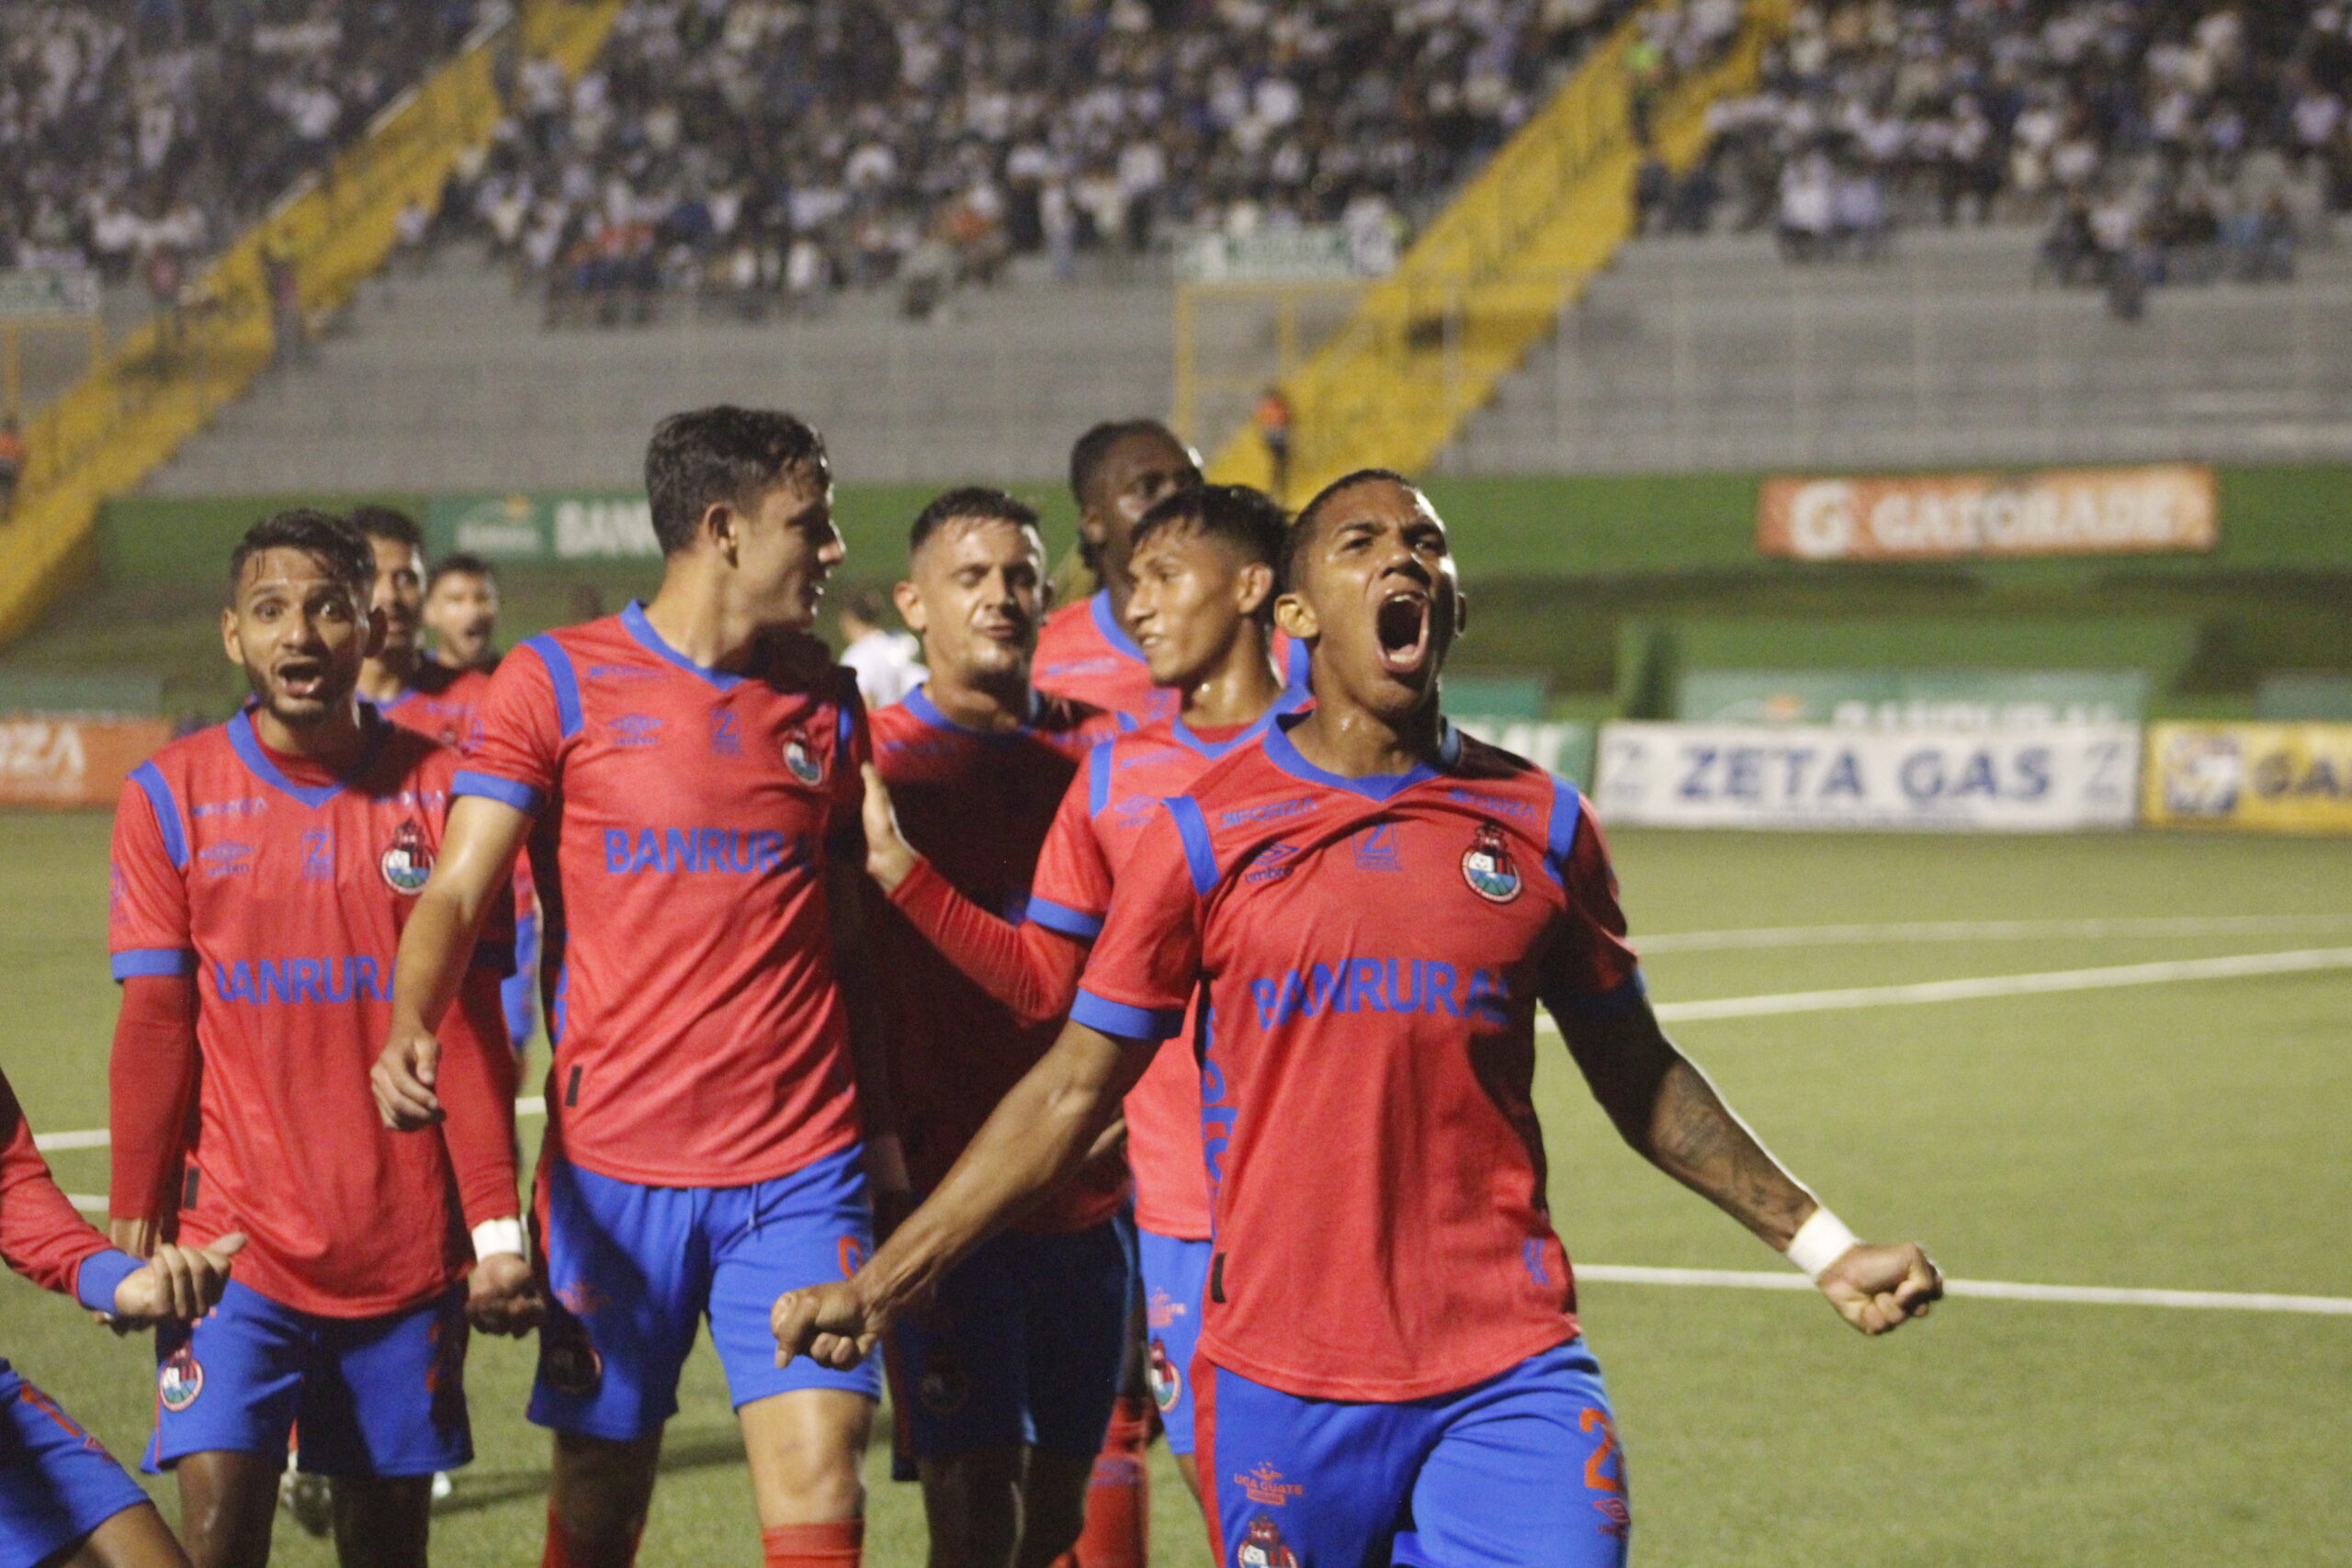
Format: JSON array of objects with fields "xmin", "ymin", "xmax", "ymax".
[
  {"xmin": 1148, "ymin": 1336, "xmax": 1180, "ymax": 1412},
  {"xmin": 783, "ymin": 731, "xmax": 825, "ymax": 785},
  {"xmin": 917, "ymin": 1358, "xmax": 969, "ymax": 1415},
  {"xmin": 1236, "ymin": 1514, "xmax": 1299, "ymax": 1568},
  {"xmin": 379, "ymin": 818, "xmax": 434, "ymax": 895},
  {"xmin": 537, "ymin": 1316, "xmax": 604, "ymax": 1398},
  {"xmin": 1460, "ymin": 821, "xmax": 1521, "ymax": 903},
  {"xmin": 158, "ymin": 1347, "xmax": 204, "ymax": 1413}
]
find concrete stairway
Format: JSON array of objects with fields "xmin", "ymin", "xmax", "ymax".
[{"xmin": 1438, "ymin": 224, "xmax": 2352, "ymax": 475}]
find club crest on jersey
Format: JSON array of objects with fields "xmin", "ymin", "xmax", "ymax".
[
  {"xmin": 1237, "ymin": 1514, "xmax": 1299, "ymax": 1568},
  {"xmin": 158, "ymin": 1347, "xmax": 204, "ymax": 1412},
  {"xmin": 1148, "ymin": 1336, "xmax": 1180, "ymax": 1413},
  {"xmin": 379, "ymin": 819, "xmax": 433, "ymax": 895},
  {"xmin": 1460, "ymin": 821, "xmax": 1521, "ymax": 904},
  {"xmin": 783, "ymin": 730, "xmax": 825, "ymax": 785}
]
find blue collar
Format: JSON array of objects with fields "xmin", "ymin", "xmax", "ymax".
[
  {"xmin": 622, "ymin": 600, "xmax": 743, "ymax": 690},
  {"xmin": 1259, "ymin": 710, "xmax": 1460, "ymax": 801},
  {"xmin": 1170, "ymin": 685, "xmax": 1308, "ymax": 760},
  {"xmin": 1088, "ymin": 590, "xmax": 1146, "ymax": 664},
  {"xmin": 227, "ymin": 705, "xmax": 387, "ymax": 809},
  {"xmin": 904, "ymin": 682, "xmax": 1040, "ymax": 737}
]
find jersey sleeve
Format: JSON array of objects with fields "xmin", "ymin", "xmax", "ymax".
[
  {"xmin": 452, "ymin": 639, "xmax": 568, "ymax": 815},
  {"xmin": 888, "ymin": 858, "xmax": 1087, "ymax": 1026},
  {"xmin": 1068, "ymin": 800, "xmax": 1208, "ymax": 1043},
  {"xmin": 0, "ymin": 1067, "xmax": 131, "ymax": 1310},
  {"xmin": 1537, "ymin": 791, "xmax": 1645, "ymax": 1022},
  {"xmin": 1027, "ymin": 746, "xmax": 1115, "ymax": 941},
  {"xmin": 108, "ymin": 765, "xmax": 193, "ymax": 981}
]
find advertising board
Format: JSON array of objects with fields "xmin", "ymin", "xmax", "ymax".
[
  {"xmin": 0, "ymin": 715, "xmax": 173, "ymax": 807},
  {"xmin": 1757, "ymin": 465, "xmax": 2216, "ymax": 562},
  {"xmin": 424, "ymin": 491, "xmax": 660, "ymax": 562},
  {"xmin": 1593, "ymin": 721, "xmax": 2141, "ymax": 831},
  {"xmin": 2142, "ymin": 722, "xmax": 2352, "ymax": 835}
]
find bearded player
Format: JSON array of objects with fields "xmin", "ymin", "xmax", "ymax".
[
  {"xmin": 861, "ymin": 488, "xmax": 1130, "ymax": 1568},
  {"xmin": 778, "ymin": 471, "xmax": 1940, "ymax": 1567},
  {"xmin": 3, "ymin": 1064, "xmax": 246, "ymax": 1568},
  {"xmin": 861, "ymin": 485, "xmax": 1299, "ymax": 1510},
  {"xmin": 370, "ymin": 408, "xmax": 890, "ymax": 1568},
  {"xmin": 424, "ymin": 553, "xmax": 503, "ymax": 673},
  {"xmin": 107, "ymin": 510, "xmax": 526, "ymax": 1568},
  {"xmin": 353, "ymin": 508, "xmax": 539, "ymax": 1061}
]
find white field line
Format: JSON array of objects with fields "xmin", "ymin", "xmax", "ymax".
[
  {"xmin": 1638, "ymin": 914, "xmax": 2352, "ymax": 953},
  {"xmin": 1576, "ymin": 1264, "xmax": 2352, "ymax": 1316}
]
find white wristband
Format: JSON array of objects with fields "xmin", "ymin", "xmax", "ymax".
[
  {"xmin": 471, "ymin": 1217, "xmax": 526, "ymax": 1262},
  {"xmin": 1786, "ymin": 1207, "xmax": 1860, "ymax": 1280}
]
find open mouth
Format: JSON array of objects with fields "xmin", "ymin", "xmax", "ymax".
[
  {"xmin": 1375, "ymin": 591, "xmax": 1432, "ymax": 675},
  {"xmin": 277, "ymin": 662, "xmax": 328, "ymax": 701}
]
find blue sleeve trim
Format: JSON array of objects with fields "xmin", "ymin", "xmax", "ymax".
[
  {"xmin": 1070, "ymin": 988, "xmax": 1184, "ymax": 1043},
  {"xmin": 1544, "ymin": 777, "xmax": 1584, "ymax": 888},
  {"xmin": 111, "ymin": 948, "xmax": 195, "ymax": 981},
  {"xmin": 1026, "ymin": 897, "xmax": 1106, "ymax": 941},
  {"xmin": 1544, "ymin": 969, "xmax": 1647, "ymax": 1025},
  {"xmin": 452, "ymin": 770, "xmax": 544, "ymax": 815},
  {"xmin": 129, "ymin": 761, "xmax": 187, "ymax": 871},
  {"xmin": 521, "ymin": 635, "xmax": 583, "ymax": 739},
  {"xmin": 1164, "ymin": 796, "xmax": 1219, "ymax": 897},
  {"xmin": 74, "ymin": 1249, "xmax": 141, "ymax": 1314},
  {"xmin": 1087, "ymin": 738, "xmax": 1114, "ymax": 818}
]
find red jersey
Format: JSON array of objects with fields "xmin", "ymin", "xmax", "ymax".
[
  {"xmin": 108, "ymin": 712, "xmax": 516, "ymax": 1317},
  {"xmin": 868, "ymin": 685, "xmax": 1126, "ymax": 1230},
  {"xmin": 1, "ymin": 1067, "xmax": 118, "ymax": 1308},
  {"xmin": 1070, "ymin": 716, "xmax": 1640, "ymax": 1402},
  {"xmin": 454, "ymin": 603, "xmax": 868, "ymax": 1187},
  {"xmin": 1029, "ymin": 700, "xmax": 1305, "ymax": 1240},
  {"xmin": 382, "ymin": 662, "xmax": 537, "ymax": 915},
  {"xmin": 1035, "ymin": 591, "xmax": 1307, "ymax": 724}
]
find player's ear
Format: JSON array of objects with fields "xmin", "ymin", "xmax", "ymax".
[
  {"xmin": 1077, "ymin": 504, "xmax": 1109, "ymax": 551},
  {"xmin": 891, "ymin": 578, "xmax": 927, "ymax": 635},
  {"xmin": 1453, "ymin": 587, "xmax": 1469, "ymax": 640},
  {"xmin": 1272, "ymin": 588, "xmax": 1316, "ymax": 644},
  {"xmin": 220, "ymin": 605, "xmax": 243, "ymax": 667},
  {"xmin": 701, "ymin": 501, "xmax": 739, "ymax": 561},
  {"xmin": 1234, "ymin": 561, "xmax": 1274, "ymax": 620}
]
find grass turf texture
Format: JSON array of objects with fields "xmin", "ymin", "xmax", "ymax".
[{"xmin": 5, "ymin": 818, "xmax": 2349, "ymax": 1565}]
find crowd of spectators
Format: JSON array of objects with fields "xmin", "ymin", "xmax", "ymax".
[
  {"xmin": 0, "ymin": 1, "xmax": 483, "ymax": 300},
  {"xmin": 1642, "ymin": 0, "xmax": 2352, "ymax": 291},
  {"xmin": 436, "ymin": 0, "xmax": 1729, "ymax": 324}
]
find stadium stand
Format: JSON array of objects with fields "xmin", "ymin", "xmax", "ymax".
[{"xmin": 0, "ymin": 1, "xmax": 491, "ymax": 280}]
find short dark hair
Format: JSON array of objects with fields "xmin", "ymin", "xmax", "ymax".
[
  {"xmin": 1280, "ymin": 468, "xmax": 1420, "ymax": 593},
  {"xmin": 426, "ymin": 551, "xmax": 497, "ymax": 591},
  {"xmin": 348, "ymin": 504, "xmax": 424, "ymax": 552},
  {"xmin": 228, "ymin": 509, "xmax": 375, "ymax": 604},
  {"xmin": 644, "ymin": 406, "xmax": 831, "ymax": 555},
  {"xmin": 1068, "ymin": 420, "xmax": 1178, "ymax": 511},
  {"xmin": 1132, "ymin": 482, "xmax": 1289, "ymax": 585},
  {"xmin": 841, "ymin": 587, "xmax": 888, "ymax": 626},
  {"xmin": 908, "ymin": 485, "xmax": 1042, "ymax": 558}
]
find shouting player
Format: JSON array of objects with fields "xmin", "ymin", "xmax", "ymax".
[
  {"xmin": 863, "ymin": 485, "xmax": 1298, "ymax": 1510},
  {"xmin": 424, "ymin": 553, "xmax": 503, "ymax": 673},
  {"xmin": 778, "ymin": 471, "xmax": 1941, "ymax": 1567},
  {"xmin": 370, "ymin": 408, "xmax": 888, "ymax": 1568},
  {"xmin": 354, "ymin": 510, "xmax": 539, "ymax": 1062},
  {"xmin": 861, "ymin": 489, "xmax": 1128, "ymax": 1568},
  {"xmin": 107, "ymin": 510, "xmax": 526, "ymax": 1568},
  {"xmin": 3, "ymin": 1065, "xmax": 247, "ymax": 1568}
]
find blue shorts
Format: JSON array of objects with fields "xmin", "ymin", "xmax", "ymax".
[
  {"xmin": 501, "ymin": 908, "xmax": 539, "ymax": 1052},
  {"xmin": 1138, "ymin": 1228, "xmax": 1211, "ymax": 1456},
  {"xmin": 0, "ymin": 1365, "xmax": 151, "ymax": 1568},
  {"xmin": 530, "ymin": 1145, "xmax": 881, "ymax": 1440},
  {"xmin": 143, "ymin": 1280, "xmax": 470, "ymax": 1478},
  {"xmin": 1198, "ymin": 1339, "xmax": 1629, "ymax": 1568},
  {"xmin": 888, "ymin": 1216, "xmax": 1135, "ymax": 1462}
]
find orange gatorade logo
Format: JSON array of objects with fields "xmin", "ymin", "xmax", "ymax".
[{"xmin": 1234, "ymin": 1462, "xmax": 1303, "ymax": 1506}]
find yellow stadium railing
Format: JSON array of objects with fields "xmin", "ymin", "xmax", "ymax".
[
  {"xmin": 0, "ymin": 0, "xmax": 621, "ymax": 649},
  {"xmin": 1203, "ymin": 0, "xmax": 1792, "ymax": 502}
]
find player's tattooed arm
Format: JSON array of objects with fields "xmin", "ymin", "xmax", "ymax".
[
  {"xmin": 1555, "ymin": 990, "xmax": 1941, "ymax": 1336},
  {"xmin": 774, "ymin": 1019, "xmax": 1154, "ymax": 1371},
  {"xmin": 375, "ymin": 795, "xmax": 530, "ymax": 1129}
]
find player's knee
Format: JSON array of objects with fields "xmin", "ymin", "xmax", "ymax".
[{"xmin": 550, "ymin": 1431, "xmax": 662, "ymax": 1537}]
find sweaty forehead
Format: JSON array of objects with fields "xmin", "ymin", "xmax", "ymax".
[
  {"xmin": 914, "ymin": 514, "xmax": 1044, "ymax": 572},
  {"xmin": 238, "ymin": 548, "xmax": 355, "ymax": 598},
  {"xmin": 1097, "ymin": 433, "xmax": 1193, "ymax": 491},
  {"xmin": 1310, "ymin": 479, "xmax": 1439, "ymax": 544}
]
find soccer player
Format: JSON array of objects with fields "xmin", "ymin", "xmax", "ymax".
[
  {"xmin": 424, "ymin": 553, "xmax": 503, "ymax": 673},
  {"xmin": 3, "ymin": 1064, "xmax": 247, "ymax": 1568},
  {"xmin": 353, "ymin": 512, "xmax": 540, "ymax": 1061},
  {"xmin": 861, "ymin": 488, "xmax": 1128, "ymax": 1568},
  {"xmin": 861, "ymin": 485, "xmax": 1298, "ymax": 1510},
  {"xmin": 777, "ymin": 471, "xmax": 1942, "ymax": 1567},
  {"xmin": 107, "ymin": 509, "xmax": 526, "ymax": 1568},
  {"xmin": 369, "ymin": 408, "xmax": 888, "ymax": 1568}
]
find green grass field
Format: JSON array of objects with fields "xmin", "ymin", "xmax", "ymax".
[{"xmin": 6, "ymin": 818, "xmax": 2349, "ymax": 1566}]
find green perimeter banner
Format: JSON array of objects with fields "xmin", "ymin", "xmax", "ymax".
[
  {"xmin": 1677, "ymin": 669, "xmax": 2150, "ymax": 728},
  {"xmin": 426, "ymin": 492, "xmax": 658, "ymax": 562}
]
